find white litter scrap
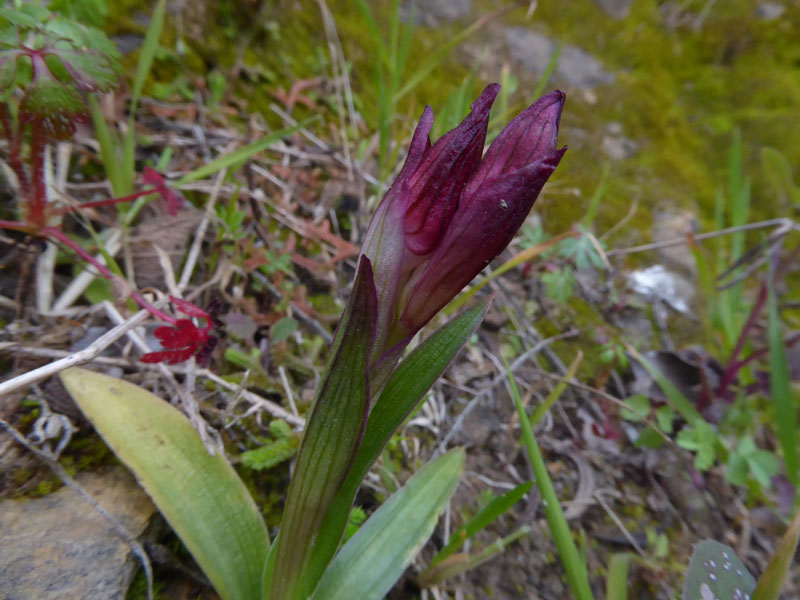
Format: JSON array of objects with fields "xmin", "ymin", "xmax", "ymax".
[{"xmin": 628, "ymin": 265, "xmax": 693, "ymax": 314}]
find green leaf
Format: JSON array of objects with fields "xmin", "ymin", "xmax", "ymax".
[
  {"xmin": 606, "ymin": 553, "xmax": 632, "ymax": 600},
  {"xmin": 747, "ymin": 451, "xmax": 779, "ymax": 489},
  {"xmin": 0, "ymin": 6, "xmax": 49, "ymax": 28},
  {"xmin": 300, "ymin": 301, "xmax": 488, "ymax": 598},
  {"xmin": 683, "ymin": 541, "xmax": 755, "ymax": 600},
  {"xmin": 130, "ymin": 0, "xmax": 165, "ymax": 111},
  {"xmin": 753, "ymin": 507, "xmax": 800, "ymax": 600},
  {"xmin": 767, "ymin": 283, "xmax": 798, "ymax": 485},
  {"xmin": 270, "ymin": 317, "xmax": 298, "ymax": 344},
  {"xmin": 726, "ymin": 452, "xmax": 749, "ymax": 487},
  {"xmin": 174, "ymin": 119, "xmax": 316, "ymax": 186},
  {"xmin": 655, "ymin": 405, "xmax": 674, "ymax": 434},
  {"xmin": 431, "ymin": 481, "xmax": 533, "ymax": 566},
  {"xmin": 240, "ymin": 420, "xmax": 299, "ymax": 471},
  {"xmin": 266, "ymin": 257, "xmax": 378, "ymax": 600},
  {"xmin": 620, "ymin": 395, "xmax": 650, "ymax": 422},
  {"xmin": 311, "ymin": 449, "xmax": 465, "ymax": 600},
  {"xmin": 542, "ymin": 268, "xmax": 575, "ymax": 303},
  {"xmin": 634, "ymin": 426, "xmax": 664, "ymax": 449},
  {"xmin": 508, "ymin": 360, "xmax": 594, "ymax": 600},
  {"xmin": 558, "ymin": 229, "xmax": 604, "ymax": 270},
  {"xmin": 676, "ymin": 423, "xmax": 715, "ymax": 471},
  {"xmin": 60, "ymin": 367, "xmax": 268, "ymax": 600},
  {"xmin": 628, "ymin": 347, "xmax": 709, "ymax": 432},
  {"xmin": 49, "ymin": 0, "xmax": 108, "ymax": 28}
]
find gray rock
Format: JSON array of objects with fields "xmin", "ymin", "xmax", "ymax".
[
  {"xmin": 601, "ymin": 134, "xmax": 638, "ymax": 160},
  {"xmin": 0, "ymin": 468, "xmax": 155, "ymax": 600},
  {"xmin": 595, "ymin": 0, "xmax": 633, "ymax": 19},
  {"xmin": 505, "ymin": 27, "xmax": 616, "ymax": 89},
  {"xmin": 404, "ymin": 0, "xmax": 473, "ymax": 26},
  {"xmin": 757, "ymin": 2, "xmax": 785, "ymax": 20}
]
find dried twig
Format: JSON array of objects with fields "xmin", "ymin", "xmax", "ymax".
[
  {"xmin": 607, "ymin": 217, "xmax": 798, "ymax": 257},
  {"xmin": 0, "ymin": 306, "xmax": 154, "ymax": 396}
]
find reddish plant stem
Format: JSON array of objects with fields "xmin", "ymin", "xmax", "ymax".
[
  {"xmin": 716, "ymin": 283, "xmax": 800, "ymax": 398},
  {"xmin": 51, "ymin": 188, "xmax": 158, "ymax": 216},
  {"xmin": 716, "ymin": 284, "xmax": 768, "ymax": 396},
  {"xmin": 722, "ymin": 332, "xmax": 800, "ymax": 385},
  {"xmin": 0, "ymin": 219, "xmax": 34, "ymax": 233},
  {"xmin": 41, "ymin": 227, "xmax": 178, "ymax": 325},
  {"xmin": 28, "ymin": 118, "xmax": 47, "ymax": 230}
]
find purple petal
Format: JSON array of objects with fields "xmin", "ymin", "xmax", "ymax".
[
  {"xmin": 403, "ymin": 84, "xmax": 500, "ymax": 256},
  {"xmin": 401, "ymin": 148, "xmax": 566, "ymax": 332},
  {"xmin": 467, "ymin": 90, "xmax": 565, "ymax": 193}
]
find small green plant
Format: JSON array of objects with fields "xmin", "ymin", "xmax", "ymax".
[{"xmin": 61, "ymin": 85, "xmax": 567, "ymax": 600}]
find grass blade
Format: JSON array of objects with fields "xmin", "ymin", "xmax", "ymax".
[
  {"xmin": 175, "ymin": 119, "xmax": 314, "ymax": 186},
  {"xmin": 88, "ymin": 95, "xmax": 123, "ymax": 195},
  {"xmin": 530, "ymin": 351, "xmax": 583, "ymax": 427},
  {"xmin": 419, "ymin": 526, "xmax": 530, "ymax": 587},
  {"xmin": 531, "ymin": 42, "xmax": 562, "ymax": 100},
  {"xmin": 767, "ymin": 281, "xmax": 798, "ymax": 485},
  {"xmin": 130, "ymin": 0, "xmax": 166, "ymax": 113},
  {"xmin": 430, "ymin": 481, "xmax": 533, "ymax": 566},
  {"xmin": 606, "ymin": 553, "xmax": 631, "ymax": 600},
  {"xmin": 507, "ymin": 359, "xmax": 594, "ymax": 600},
  {"xmin": 753, "ymin": 507, "xmax": 800, "ymax": 600}
]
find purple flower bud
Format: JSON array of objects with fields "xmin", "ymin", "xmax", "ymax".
[{"xmin": 362, "ymin": 85, "xmax": 566, "ymax": 362}]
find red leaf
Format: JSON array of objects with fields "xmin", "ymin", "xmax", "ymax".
[
  {"xmin": 142, "ymin": 167, "xmax": 184, "ymax": 216},
  {"xmin": 153, "ymin": 320, "xmax": 200, "ymax": 348},
  {"xmin": 141, "ymin": 345, "xmax": 201, "ymax": 365}
]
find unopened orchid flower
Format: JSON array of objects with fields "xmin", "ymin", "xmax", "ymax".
[{"xmin": 362, "ymin": 84, "xmax": 566, "ymax": 370}]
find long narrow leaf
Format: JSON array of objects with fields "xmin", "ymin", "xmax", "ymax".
[
  {"xmin": 130, "ymin": 0, "xmax": 166, "ymax": 112},
  {"xmin": 753, "ymin": 507, "xmax": 800, "ymax": 600},
  {"xmin": 88, "ymin": 95, "xmax": 123, "ymax": 194},
  {"xmin": 311, "ymin": 449, "xmax": 465, "ymax": 600},
  {"xmin": 303, "ymin": 301, "xmax": 488, "ymax": 594},
  {"xmin": 430, "ymin": 481, "xmax": 533, "ymax": 566},
  {"xmin": 393, "ymin": 6, "xmax": 508, "ymax": 103},
  {"xmin": 626, "ymin": 346, "xmax": 705, "ymax": 429},
  {"xmin": 60, "ymin": 367, "xmax": 268, "ymax": 600},
  {"xmin": 419, "ymin": 526, "xmax": 530, "ymax": 587},
  {"xmin": 507, "ymin": 361, "xmax": 594, "ymax": 600},
  {"xmin": 606, "ymin": 553, "xmax": 632, "ymax": 600},
  {"xmin": 266, "ymin": 257, "xmax": 378, "ymax": 600},
  {"xmin": 767, "ymin": 282, "xmax": 798, "ymax": 485},
  {"xmin": 531, "ymin": 42, "xmax": 562, "ymax": 101},
  {"xmin": 175, "ymin": 120, "xmax": 314, "ymax": 186},
  {"xmin": 530, "ymin": 351, "xmax": 582, "ymax": 427}
]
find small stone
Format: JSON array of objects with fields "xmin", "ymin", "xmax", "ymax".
[
  {"xmin": 756, "ymin": 2, "xmax": 785, "ymax": 20},
  {"xmin": 601, "ymin": 134, "xmax": 638, "ymax": 160},
  {"xmin": 403, "ymin": 0, "xmax": 473, "ymax": 26},
  {"xmin": 0, "ymin": 468, "xmax": 155, "ymax": 599},
  {"xmin": 505, "ymin": 28, "xmax": 615, "ymax": 89},
  {"xmin": 595, "ymin": 0, "xmax": 632, "ymax": 19}
]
